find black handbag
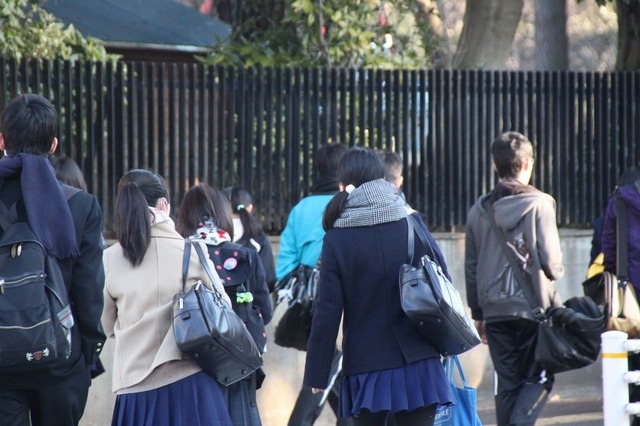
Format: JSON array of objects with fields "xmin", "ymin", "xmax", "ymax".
[
  {"xmin": 273, "ymin": 265, "xmax": 319, "ymax": 351},
  {"xmin": 172, "ymin": 241, "xmax": 263, "ymax": 386},
  {"xmin": 485, "ymin": 200, "xmax": 605, "ymax": 374},
  {"xmin": 399, "ymin": 215, "xmax": 481, "ymax": 356}
]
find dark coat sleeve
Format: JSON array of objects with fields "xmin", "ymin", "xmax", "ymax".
[
  {"xmin": 249, "ymin": 249, "xmax": 273, "ymax": 325},
  {"xmin": 257, "ymin": 234, "xmax": 277, "ymax": 292},
  {"xmin": 63, "ymin": 192, "xmax": 106, "ymax": 367}
]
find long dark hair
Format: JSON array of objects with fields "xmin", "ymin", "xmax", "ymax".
[
  {"xmin": 322, "ymin": 147, "xmax": 385, "ymax": 231},
  {"xmin": 176, "ymin": 184, "xmax": 235, "ymax": 240},
  {"xmin": 115, "ymin": 169, "xmax": 168, "ymax": 266},
  {"xmin": 224, "ymin": 186, "xmax": 265, "ymax": 244}
]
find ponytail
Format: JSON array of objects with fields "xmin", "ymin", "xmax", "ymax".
[
  {"xmin": 322, "ymin": 191, "xmax": 349, "ymax": 231},
  {"xmin": 115, "ymin": 182, "xmax": 151, "ymax": 266}
]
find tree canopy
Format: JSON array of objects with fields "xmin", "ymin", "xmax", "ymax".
[
  {"xmin": 0, "ymin": 0, "xmax": 118, "ymax": 61},
  {"xmin": 198, "ymin": 0, "xmax": 443, "ymax": 68}
]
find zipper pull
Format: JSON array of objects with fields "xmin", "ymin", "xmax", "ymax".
[
  {"xmin": 0, "ymin": 279, "xmax": 4, "ymax": 294},
  {"xmin": 179, "ymin": 298, "xmax": 184, "ymax": 309}
]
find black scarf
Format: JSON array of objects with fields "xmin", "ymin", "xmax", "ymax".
[
  {"xmin": 0, "ymin": 154, "xmax": 79, "ymax": 258},
  {"xmin": 311, "ymin": 174, "xmax": 339, "ymax": 194}
]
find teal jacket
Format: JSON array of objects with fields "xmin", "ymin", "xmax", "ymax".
[{"xmin": 276, "ymin": 194, "xmax": 334, "ymax": 281}]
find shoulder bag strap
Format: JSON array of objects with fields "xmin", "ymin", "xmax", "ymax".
[
  {"xmin": 181, "ymin": 240, "xmax": 192, "ymax": 292},
  {"xmin": 193, "ymin": 241, "xmax": 224, "ymax": 297},
  {"xmin": 483, "ymin": 198, "xmax": 542, "ymax": 313},
  {"xmin": 406, "ymin": 216, "xmax": 415, "ymax": 265},
  {"xmin": 406, "ymin": 214, "xmax": 440, "ymax": 266},
  {"xmin": 615, "ymin": 191, "xmax": 629, "ymax": 283}
]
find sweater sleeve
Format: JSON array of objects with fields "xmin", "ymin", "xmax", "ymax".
[
  {"xmin": 535, "ymin": 198, "xmax": 564, "ymax": 281},
  {"xmin": 276, "ymin": 208, "xmax": 300, "ymax": 281}
]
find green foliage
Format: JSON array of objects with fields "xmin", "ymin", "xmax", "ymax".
[
  {"xmin": 0, "ymin": 0, "xmax": 119, "ymax": 61},
  {"xmin": 201, "ymin": 0, "xmax": 436, "ymax": 68}
]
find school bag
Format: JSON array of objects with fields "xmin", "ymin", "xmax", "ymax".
[{"xmin": 0, "ymin": 186, "xmax": 78, "ymax": 372}]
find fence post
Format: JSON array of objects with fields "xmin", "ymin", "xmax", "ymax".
[{"xmin": 603, "ymin": 330, "xmax": 630, "ymax": 426}]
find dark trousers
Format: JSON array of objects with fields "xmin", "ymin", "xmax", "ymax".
[
  {"xmin": 288, "ymin": 349, "xmax": 350, "ymax": 426},
  {"xmin": 486, "ymin": 319, "xmax": 554, "ymax": 426},
  {"xmin": 0, "ymin": 366, "xmax": 91, "ymax": 426}
]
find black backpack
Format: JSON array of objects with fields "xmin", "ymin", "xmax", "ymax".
[
  {"xmin": 0, "ymin": 187, "xmax": 77, "ymax": 372},
  {"xmin": 206, "ymin": 242, "xmax": 268, "ymax": 353}
]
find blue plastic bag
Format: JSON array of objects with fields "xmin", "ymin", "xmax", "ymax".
[{"xmin": 434, "ymin": 355, "xmax": 482, "ymax": 426}]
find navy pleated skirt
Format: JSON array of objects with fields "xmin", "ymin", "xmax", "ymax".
[
  {"xmin": 111, "ymin": 371, "xmax": 233, "ymax": 426},
  {"xmin": 340, "ymin": 357, "xmax": 454, "ymax": 418}
]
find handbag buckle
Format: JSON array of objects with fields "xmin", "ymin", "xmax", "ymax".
[{"xmin": 532, "ymin": 307, "xmax": 546, "ymax": 321}]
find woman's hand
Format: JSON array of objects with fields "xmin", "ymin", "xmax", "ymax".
[{"xmin": 311, "ymin": 388, "xmax": 324, "ymax": 394}]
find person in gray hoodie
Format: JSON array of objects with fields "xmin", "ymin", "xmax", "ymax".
[{"xmin": 465, "ymin": 131, "xmax": 564, "ymax": 426}]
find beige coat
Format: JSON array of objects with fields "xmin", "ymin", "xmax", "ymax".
[{"xmin": 102, "ymin": 222, "xmax": 229, "ymax": 392}]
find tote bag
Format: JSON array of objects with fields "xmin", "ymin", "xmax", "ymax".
[{"xmin": 434, "ymin": 355, "xmax": 482, "ymax": 426}]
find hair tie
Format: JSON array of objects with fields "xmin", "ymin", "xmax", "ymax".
[
  {"xmin": 237, "ymin": 204, "xmax": 245, "ymax": 211},
  {"xmin": 345, "ymin": 184, "xmax": 355, "ymax": 194}
]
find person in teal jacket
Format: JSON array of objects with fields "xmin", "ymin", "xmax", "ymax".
[{"xmin": 276, "ymin": 142, "xmax": 348, "ymax": 426}]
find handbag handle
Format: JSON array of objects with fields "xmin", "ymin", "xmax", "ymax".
[
  {"xmin": 406, "ymin": 214, "xmax": 440, "ymax": 267},
  {"xmin": 445, "ymin": 355, "xmax": 469, "ymax": 386},
  {"xmin": 181, "ymin": 239, "xmax": 192, "ymax": 292},
  {"xmin": 193, "ymin": 241, "xmax": 225, "ymax": 299},
  {"xmin": 483, "ymin": 198, "xmax": 542, "ymax": 314}
]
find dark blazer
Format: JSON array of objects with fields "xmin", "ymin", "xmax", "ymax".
[
  {"xmin": 303, "ymin": 214, "xmax": 448, "ymax": 389},
  {"xmin": 0, "ymin": 179, "xmax": 105, "ymax": 388}
]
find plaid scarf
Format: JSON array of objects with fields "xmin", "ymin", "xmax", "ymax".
[{"xmin": 333, "ymin": 178, "xmax": 407, "ymax": 228}]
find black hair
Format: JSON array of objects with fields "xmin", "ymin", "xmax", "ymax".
[
  {"xmin": 491, "ymin": 131, "xmax": 534, "ymax": 179},
  {"xmin": 315, "ymin": 143, "xmax": 348, "ymax": 176},
  {"xmin": 52, "ymin": 155, "xmax": 87, "ymax": 192},
  {"xmin": 0, "ymin": 94, "xmax": 58, "ymax": 155},
  {"xmin": 223, "ymin": 186, "xmax": 265, "ymax": 244},
  {"xmin": 176, "ymin": 184, "xmax": 235, "ymax": 240},
  {"xmin": 115, "ymin": 169, "xmax": 168, "ymax": 266},
  {"xmin": 376, "ymin": 149, "xmax": 403, "ymax": 184},
  {"xmin": 322, "ymin": 146, "xmax": 385, "ymax": 230}
]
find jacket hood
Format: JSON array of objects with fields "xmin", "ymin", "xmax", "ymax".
[
  {"xmin": 491, "ymin": 190, "xmax": 555, "ymax": 232},
  {"xmin": 617, "ymin": 183, "xmax": 640, "ymax": 215}
]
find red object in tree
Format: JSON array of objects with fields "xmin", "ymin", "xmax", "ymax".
[{"xmin": 199, "ymin": 0, "xmax": 213, "ymax": 14}]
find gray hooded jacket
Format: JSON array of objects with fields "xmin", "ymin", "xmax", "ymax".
[{"xmin": 465, "ymin": 181, "xmax": 564, "ymax": 322}]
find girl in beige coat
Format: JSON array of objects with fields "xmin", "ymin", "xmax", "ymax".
[{"xmin": 101, "ymin": 169, "xmax": 232, "ymax": 426}]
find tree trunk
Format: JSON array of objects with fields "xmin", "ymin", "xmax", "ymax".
[
  {"xmin": 616, "ymin": 0, "xmax": 640, "ymax": 70},
  {"xmin": 534, "ymin": 0, "xmax": 568, "ymax": 70},
  {"xmin": 452, "ymin": 0, "xmax": 524, "ymax": 69}
]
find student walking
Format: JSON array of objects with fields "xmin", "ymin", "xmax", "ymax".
[
  {"xmin": 0, "ymin": 94, "xmax": 106, "ymax": 426},
  {"xmin": 304, "ymin": 146, "xmax": 454, "ymax": 426},
  {"xmin": 101, "ymin": 169, "xmax": 232, "ymax": 426},
  {"xmin": 465, "ymin": 131, "xmax": 564, "ymax": 425}
]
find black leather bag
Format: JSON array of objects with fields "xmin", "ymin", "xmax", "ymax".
[
  {"xmin": 172, "ymin": 241, "xmax": 263, "ymax": 386},
  {"xmin": 399, "ymin": 216, "xmax": 481, "ymax": 356},
  {"xmin": 273, "ymin": 265, "xmax": 319, "ymax": 351},
  {"xmin": 535, "ymin": 296, "xmax": 605, "ymax": 374}
]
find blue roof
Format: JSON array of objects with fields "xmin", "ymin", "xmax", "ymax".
[{"xmin": 42, "ymin": 0, "xmax": 231, "ymax": 49}]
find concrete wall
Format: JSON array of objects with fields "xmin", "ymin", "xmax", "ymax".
[{"xmin": 80, "ymin": 229, "xmax": 598, "ymax": 426}]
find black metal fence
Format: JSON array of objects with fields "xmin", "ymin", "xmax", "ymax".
[{"xmin": 0, "ymin": 58, "xmax": 637, "ymax": 235}]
